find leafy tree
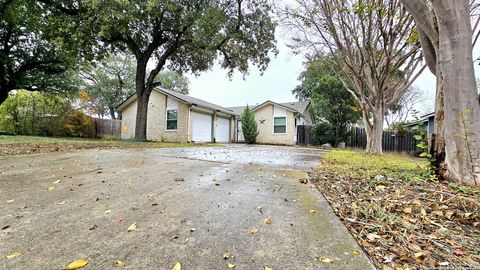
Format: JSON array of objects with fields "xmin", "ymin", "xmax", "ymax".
[
  {"xmin": 78, "ymin": 53, "xmax": 136, "ymax": 119},
  {"xmin": 0, "ymin": 0, "xmax": 78, "ymax": 105},
  {"xmin": 155, "ymin": 70, "xmax": 190, "ymax": 95},
  {"xmin": 283, "ymin": 0, "xmax": 423, "ymax": 154},
  {"xmin": 0, "ymin": 90, "xmax": 73, "ymax": 136},
  {"xmin": 240, "ymin": 106, "xmax": 259, "ymax": 144},
  {"xmin": 294, "ymin": 59, "xmax": 360, "ymax": 146},
  {"xmin": 45, "ymin": 0, "xmax": 277, "ymax": 141}
]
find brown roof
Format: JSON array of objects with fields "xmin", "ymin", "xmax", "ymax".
[{"xmin": 227, "ymin": 100, "xmax": 310, "ymax": 116}]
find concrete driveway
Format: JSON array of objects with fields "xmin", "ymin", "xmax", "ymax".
[{"xmin": 0, "ymin": 144, "xmax": 374, "ymax": 269}]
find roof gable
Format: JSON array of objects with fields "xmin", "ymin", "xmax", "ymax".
[{"xmin": 116, "ymin": 87, "xmax": 236, "ymax": 116}]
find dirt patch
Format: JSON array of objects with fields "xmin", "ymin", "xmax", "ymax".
[{"xmin": 311, "ymin": 150, "xmax": 480, "ymax": 270}]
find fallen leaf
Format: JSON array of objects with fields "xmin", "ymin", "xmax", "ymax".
[
  {"xmin": 452, "ymin": 249, "xmax": 466, "ymax": 256},
  {"xmin": 250, "ymin": 226, "xmax": 258, "ymax": 234},
  {"xmin": 264, "ymin": 266, "xmax": 272, "ymax": 270},
  {"xmin": 127, "ymin": 222, "xmax": 137, "ymax": 232},
  {"xmin": 367, "ymin": 233, "xmax": 381, "ymax": 241},
  {"xmin": 223, "ymin": 252, "xmax": 230, "ymax": 259},
  {"xmin": 316, "ymin": 256, "xmax": 333, "ymax": 263},
  {"xmin": 402, "ymin": 207, "xmax": 412, "ymax": 214},
  {"xmin": 309, "ymin": 209, "xmax": 316, "ymax": 214},
  {"xmin": 66, "ymin": 258, "xmax": 89, "ymax": 269},
  {"xmin": 352, "ymin": 250, "xmax": 360, "ymax": 255},
  {"xmin": 171, "ymin": 262, "xmax": 181, "ymax": 270},
  {"xmin": 227, "ymin": 263, "xmax": 236, "ymax": 268},
  {"xmin": 114, "ymin": 260, "xmax": 125, "ymax": 267},
  {"xmin": 445, "ymin": 210, "xmax": 454, "ymax": 220},
  {"xmin": 264, "ymin": 218, "xmax": 272, "ymax": 225},
  {"xmin": 6, "ymin": 252, "xmax": 22, "ymax": 259}
]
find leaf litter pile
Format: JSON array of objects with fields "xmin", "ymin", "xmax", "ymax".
[{"xmin": 311, "ymin": 150, "xmax": 480, "ymax": 269}]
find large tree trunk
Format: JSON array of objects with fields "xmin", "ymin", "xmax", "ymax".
[
  {"xmin": 435, "ymin": 1, "xmax": 480, "ymax": 185},
  {"xmin": 134, "ymin": 91, "xmax": 150, "ymax": 141},
  {"xmin": 363, "ymin": 106, "xmax": 384, "ymax": 154},
  {"xmin": 133, "ymin": 59, "xmax": 150, "ymax": 141},
  {"xmin": 431, "ymin": 72, "xmax": 446, "ymax": 174},
  {"xmin": 109, "ymin": 106, "xmax": 116, "ymax": 120}
]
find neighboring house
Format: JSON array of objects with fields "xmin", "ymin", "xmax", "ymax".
[
  {"xmin": 228, "ymin": 100, "xmax": 314, "ymax": 145},
  {"xmin": 117, "ymin": 87, "xmax": 236, "ymax": 143},
  {"xmin": 404, "ymin": 112, "xmax": 435, "ymax": 139}
]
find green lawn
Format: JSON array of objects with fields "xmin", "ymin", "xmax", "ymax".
[{"xmin": 319, "ymin": 149, "xmax": 431, "ymax": 182}]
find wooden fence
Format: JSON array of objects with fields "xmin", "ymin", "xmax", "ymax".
[
  {"xmin": 92, "ymin": 118, "xmax": 121, "ymax": 139},
  {"xmin": 347, "ymin": 127, "xmax": 419, "ymax": 154},
  {"xmin": 296, "ymin": 125, "xmax": 313, "ymax": 145}
]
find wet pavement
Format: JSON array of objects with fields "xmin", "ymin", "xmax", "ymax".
[{"xmin": 0, "ymin": 145, "xmax": 375, "ymax": 269}]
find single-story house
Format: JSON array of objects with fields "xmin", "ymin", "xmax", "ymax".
[
  {"xmin": 117, "ymin": 87, "xmax": 236, "ymax": 143},
  {"xmin": 117, "ymin": 88, "xmax": 314, "ymax": 145},
  {"xmin": 227, "ymin": 100, "xmax": 314, "ymax": 145},
  {"xmin": 404, "ymin": 112, "xmax": 435, "ymax": 139}
]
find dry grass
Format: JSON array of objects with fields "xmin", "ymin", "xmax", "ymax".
[{"xmin": 0, "ymin": 135, "xmax": 215, "ymax": 156}]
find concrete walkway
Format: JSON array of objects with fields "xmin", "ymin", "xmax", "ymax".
[{"xmin": 0, "ymin": 145, "xmax": 374, "ymax": 269}]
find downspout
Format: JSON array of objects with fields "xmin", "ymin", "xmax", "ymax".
[{"xmin": 187, "ymin": 105, "xmax": 195, "ymax": 143}]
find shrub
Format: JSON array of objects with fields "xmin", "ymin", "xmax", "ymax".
[
  {"xmin": 63, "ymin": 110, "xmax": 96, "ymax": 138},
  {"xmin": 240, "ymin": 106, "xmax": 259, "ymax": 144},
  {"xmin": 312, "ymin": 122, "xmax": 335, "ymax": 145}
]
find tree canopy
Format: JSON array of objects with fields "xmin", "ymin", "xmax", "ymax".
[
  {"xmin": 0, "ymin": 0, "xmax": 78, "ymax": 105},
  {"xmin": 155, "ymin": 70, "xmax": 190, "ymax": 95},
  {"xmin": 78, "ymin": 53, "xmax": 136, "ymax": 119},
  {"xmin": 45, "ymin": 0, "xmax": 277, "ymax": 140},
  {"xmin": 294, "ymin": 58, "xmax": 360, "ymax": 146}
]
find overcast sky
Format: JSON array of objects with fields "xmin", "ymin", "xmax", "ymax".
[{"xmin": 186, "ymin": 32, "xmax": 480, "ymax": 114}]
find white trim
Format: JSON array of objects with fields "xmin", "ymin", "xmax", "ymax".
[
  {"xmin": 165, "ymin": 97, "xmax": 178, "ymax": 131},
  {"xmin": 273, "ymin": 116, "xmax": 287, "ymax": 135}
]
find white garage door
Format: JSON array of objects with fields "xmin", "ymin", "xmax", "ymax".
[
  {"xmin": 216, "ymin": 117, "xmax": 230, "ymax": 142},
  {"xmin": 192, "ymin": 112, "xmax": 212, "ymax": 142}
]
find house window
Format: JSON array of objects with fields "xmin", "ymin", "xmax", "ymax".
[
  {"xmin": 166, "ymin": 109, "xmax": 178, "ymax": 130},
  {"xmin": 274, "ymin": 117, "xmax": 286, "ymax": 134},
  {"xmin": 166, "ymin": 97, "xmax": 178, "ymax": 130}
]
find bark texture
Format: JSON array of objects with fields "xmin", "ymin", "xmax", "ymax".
[{"xmin": 401, "ymin": 0, "xmax": 480, "ymax": 185}]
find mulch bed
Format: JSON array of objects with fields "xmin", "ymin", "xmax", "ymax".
[{"xmin": 311, "ymin": 164, "xmax": 480, "ymax": 269}]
